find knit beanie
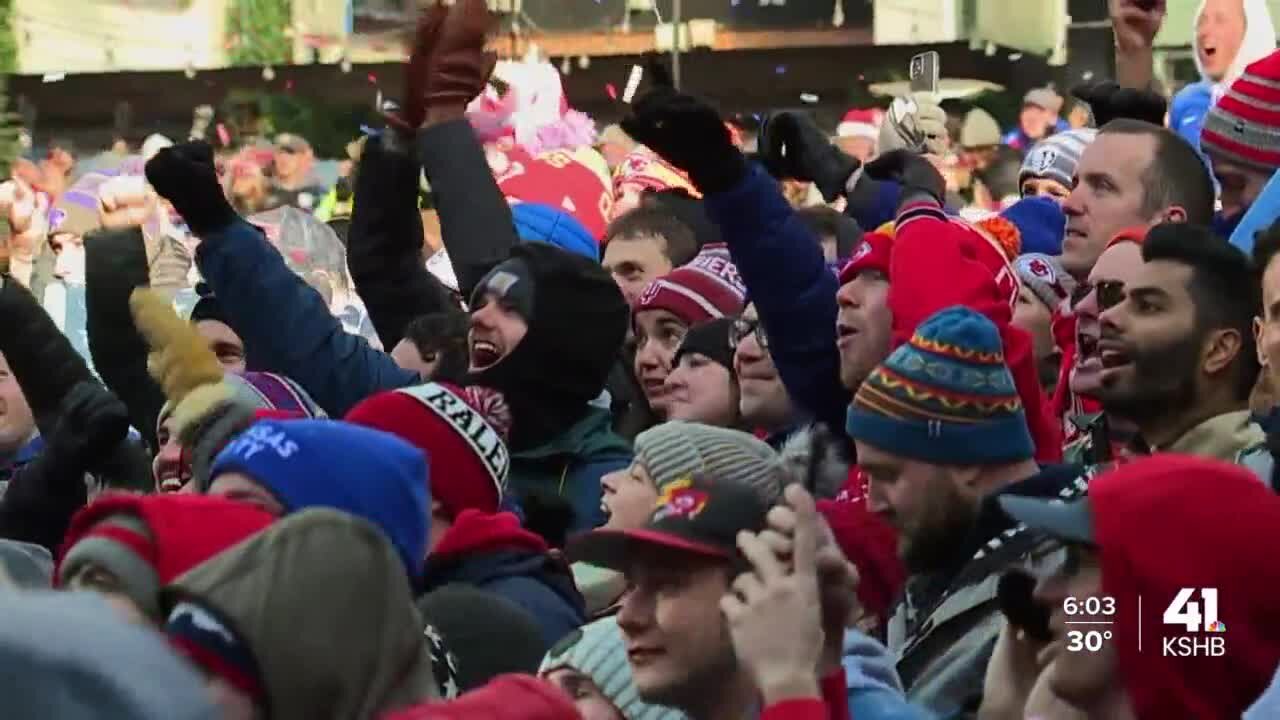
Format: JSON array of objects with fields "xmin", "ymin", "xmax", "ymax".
[
  {"xmin": 672, "ymin": 317, "xmax": 735, "ymax": 371},
  {"xmin": 847, "ymin": 306, "xmax": 1034, "ymax": 464},
  {"xmin": 1202, "ymin": 50, "xmax": 1280, "ymax": 171},
  {"xmin": 512, "ymin": 203, "xmax": 599, "ymax": 262},
  {"xmin": 155, "ymin": 371, "xmax": 325, "ymax": 439},
  {"xmin": 469, "ymin": 242, "xmax": 628, "ymax": 450},
  {"xmin": 418, "ymin": 584, "xmax": 548, "ymax": 693},
  {"xmin": 1019, "ymin": 129, "xmax": 1097, "ymax": 190},
  {"xmin": 999, "ymin": 196, "xmax": 1066, "ymax": 256},
  {"xmin": 632, "ymin": 243, "xmax": 746, "ymax": 326},
  {"xmin": 345, "ymin": 383, "xmax": 512, "ymax": 518},
  {"xmin": 633, "ymin": 422, "xmax": 788, "ymax": 507},
  {"xmin": 960, "ymin": 108, "xmax": 1001, "ymax": 148},
  {"xmin": 209, "ymin": 419, "xmax": 430, "ymax": 578},
  {"xmin": 56, "ymin": 494, "xmax": 275, "ymax": 619},
  {"xmin": 838, "ymin": 231, "xmax": 894, "ymax": 285},
  {"xmin": 539, "ymin": 616, "xmax": 686, "ymax": 720},
  {"xmin": 1014, "ymin": 253, "xmax": 1076, "ymax": 312}
]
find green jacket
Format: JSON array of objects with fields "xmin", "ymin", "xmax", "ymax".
[{"xmin": 508, "ymin": 405, "xmax": 632, "ymax": 534}]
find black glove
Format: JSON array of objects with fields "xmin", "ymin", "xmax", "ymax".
[
  {"xmin": 144, "ymin": 141, "xmax": 237, "ymax": 236},
  {"xmin": 758, "ymin": 111, "xmax": 861, "ymax": 202},
  {"xmin": 46, "ymin": 382, "xmax": 130, "ymax": 470},
  {"xmin": 621, "ymin": 87, "xmax": 746, "ymax": 195},
  {"xmin": 1071, "ymin": 80, "xmax": 1167, "ymax": 128},
  {"xmin": 863, "ymin": 150, "xmax": 946, "ymax": 206}
]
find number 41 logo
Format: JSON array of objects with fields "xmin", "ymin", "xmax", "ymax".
[{"xmin": 1163, "ymin": 588, "xmax": 1226, "ymax": 633}]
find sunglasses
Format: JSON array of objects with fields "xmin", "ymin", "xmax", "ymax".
[
  {"xmin": 1070, "ymin": 280, "xmax": 1125, "ymax": 312},
  {"xmin": 729, "ymin": 316, "xmax": 770, "ymax": 351}
]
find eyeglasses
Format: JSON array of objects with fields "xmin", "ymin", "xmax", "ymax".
[
  {"xmin": 729, "ymin": 316, "xmax": 770, "ymax": 351},
  {"xmin": 1070, "ymin": 280, "xmax": 1126, "ymax": 312}
]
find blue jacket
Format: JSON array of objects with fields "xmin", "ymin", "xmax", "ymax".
[
  {"xmin": 703, "ymin": 163, "xmax": 849, "ymax": 435},
  {"xmin": 423, "ymin": 510, "xmax": 586, "ymax": 647},
  {"xmin": 196, "ymin": 218, "xmax": 418, "ymax": 418},
  {"xmin": 843, "ymin": 630, "xmax": 933, "ymax": 720}
]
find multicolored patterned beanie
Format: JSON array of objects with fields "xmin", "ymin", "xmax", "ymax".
[{"xmin": 846, "ymin": 305, "xmax": 1034, "ymax": 464}]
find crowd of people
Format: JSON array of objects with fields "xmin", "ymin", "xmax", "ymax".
[{"xmin": 2, "ymin": 0, "xmax": 1280, "ymax": 718}]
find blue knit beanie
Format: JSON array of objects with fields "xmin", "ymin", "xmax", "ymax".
[
  {"xmin": 1000, "ymin": 196, "xmax": 1065, "ymax": 256},
  {"xmin": 846, "ymin": 306, "xmax": 1034, "ymax": 465},
  {"xmin": 511, "ymin": 202, "xmax": 598, "ymax": 261},
  {"xmin": 210, "ymin": 419, "xmax": 430, "ymax": 578}
]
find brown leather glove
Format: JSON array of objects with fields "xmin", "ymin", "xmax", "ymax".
[
  {"xmin": 424, "ymin": 0, "xmax": 497, "ymax": 109},
  {"xmin": 391, "ymin": 3, "xmax": 447, "ymax": 133}
]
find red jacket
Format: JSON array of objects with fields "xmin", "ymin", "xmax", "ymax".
[{"xmin": 888, "ymin": 200, "xmax": 1062, "ymax": 462}]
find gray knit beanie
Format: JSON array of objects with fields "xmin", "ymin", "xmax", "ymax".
[
  {"xmin": 1014, "ymin": 253, "xmax": 1076, "ymax": 312},
  {"xmin": 540, "ymin": 616, "xmax": 685, "ymax": 720},
  {"xmin": 1019, "ymin": 129, "xmax": 1097, "ymax": 190},
  {"xmin": 633, "ymin": 422, "xmax": 788, "ymax": 507}
]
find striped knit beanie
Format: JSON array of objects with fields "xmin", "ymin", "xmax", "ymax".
[
  {"xmin": 1019, "ymin": 129, "xmax": 1097, "ymax": 190},
  {"xmin": 1202, "ymin": 50, "xmax": 1280, "ymax": 171},
  {"xmin": 539, "ymin": 616, "xmax": 686, "ymax": 720},
  {"xmin": 633, "ymin": 243, "xmax": 746, "ymax": 327},
  {"xmin": 846, "ymin": 306, "xmax": 1034, "ymax": 464},
  {"xmin": 633, "ymin": 422, "xmax": 787, "ymax": 507}
]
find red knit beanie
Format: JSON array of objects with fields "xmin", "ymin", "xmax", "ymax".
[
  {"xmin": 345, "ymin": 383, "xmax": 512, "ymax": 518},
  {"xmin": 56, "ymin": 494, "xmax": 275, "ymax": 617},
  {"xmin": 633, "ymin": 243, "xmax": 746, "ymax": 325},
  {"xmin": 838, "ymin": 231, "xmax": 894, "ymax": 285}
]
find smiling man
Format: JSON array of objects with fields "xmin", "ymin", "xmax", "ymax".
[
  {"xmin": 1093, "ymin": 223, "xmax": 1267, "ymax": 464},
  {"xmin": 1060, "ymin": 120, "xmax": 1215, "ymax": 281},
  {"xmin": 568, "ymin": 475, "xmax": 771, "ymax": 720},
  {"xmin": 467, "ymin": 241, "xmax": 633, "ymax": 533}
]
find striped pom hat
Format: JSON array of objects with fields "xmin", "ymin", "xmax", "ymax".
[
  {"xmin": 1201, "ymin": 50, "xmax": 1280, "ymax": 171},
  {"xmin": 846, "ymin": 305, "xmax": 1033, "ymax": 464},
  {"xmin": 632, "ymin": 243, "xmax": 746, "ymax": 327},
  {"xmin": 539, "ymin": 616, "xmax": 686, "ymax": 720},
  {"xmin": 1019, "ymin": 129, "xmax": 1097, "ymax": 190}
]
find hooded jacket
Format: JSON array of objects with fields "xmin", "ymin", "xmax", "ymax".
[
  {"xmin": 468, "ymin": 242, "xmax": 632, "ymax": 530},
  {"xmin": 423, "ymin": 509, "xmax": 586, "ymax": 646},
  {"xmin": 1090, "ymin": 456, "xmax": 1280, "ymax": 719},
  {"xmin": 164, "ymin": 509, "xmax": 440, "ymax": 719},
  {"xmin": 0, "ymin": 591, "xmax": 219, "ymax": 720},
  {"xmin": 1170, "ymin": 0, "xmax": 1276, "ymax": 149}
]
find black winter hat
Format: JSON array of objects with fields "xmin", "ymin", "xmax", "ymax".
[
  {"xmin": 469, "ymin": 242, "xmax": 628, "ymax": 449},
  {"xmin": 417, "ymin": 584, "xmax": 549, "ymax": 693},
  {"xmin": 673, "ymin": 317, "xmax": 736, "ymax": 373}
]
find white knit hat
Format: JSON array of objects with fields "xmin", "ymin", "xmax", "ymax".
[{"xmin": 539, "ymin": 617, "xmax": 686, "ymax": 720}]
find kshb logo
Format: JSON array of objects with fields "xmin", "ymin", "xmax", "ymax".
[{"xmin": 1162, "ymin": 588, "xmax": 1226, "ymax": 657}]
